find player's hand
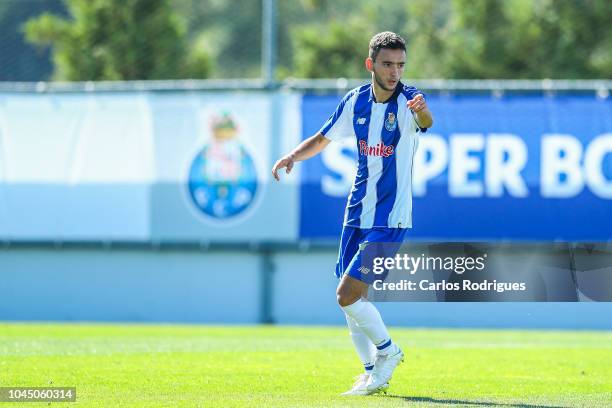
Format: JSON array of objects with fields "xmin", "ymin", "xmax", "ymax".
[
  {"xmin": 407, "ymin": 94, "xmax": 426, "ymax": 112},
  {"xmin": 271, "ymin": 155, "xmax": 295, "ymax": 181}
]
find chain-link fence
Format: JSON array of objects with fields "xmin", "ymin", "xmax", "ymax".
[
  {"xmin": 0, "ymin": 0, "xmax": 610, "ymax": 81},
  {"xmin": 0, "ymin": 0, "xmax": 66, "ymax": 81}
]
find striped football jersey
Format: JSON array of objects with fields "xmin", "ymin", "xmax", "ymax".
[{"xmin": 319, "ymin": 82, "xmax": 427, "ymax": 229}]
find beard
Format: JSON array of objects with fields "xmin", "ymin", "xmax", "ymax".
[{"xmin": 373, "ymin": 71, "xmax": 397, "ymax": 92}]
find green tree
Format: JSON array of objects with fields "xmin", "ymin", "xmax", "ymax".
[
  {"xmin": 403, "ymin": 0, "xmax": 451, "ymax": 79},
  {"xmin": 533, "ymin": 0, "xmax": 612, "ymax": 78},
  {"xmin": 172, "ymin": 0, "xmax": 262, "ymax": 78},
  {"xmin": 0, "ymin": 0, "xmax": 66, "ymax": 81},
  {"xmin": 404, "ymin": 0, "xmax": 611, "ymax": 79},
  {"xmin": 286, "ymin": 1, "xmax": 408, "ymax": 79},
  {"xmin": 291, "ymin": 18, "xmax": 373, "ymax": 79},
  {"xmin": 284, "ymin": 0, "xmax": 610, "ymax": 79},
  {"xmin": 24, "ymin": 0, "xmax": 211, "ymax": 81}
]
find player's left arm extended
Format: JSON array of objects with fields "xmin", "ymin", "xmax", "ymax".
[{"xmin": 408, "ymin": 94, "xmax": 433, "ymax": 129}]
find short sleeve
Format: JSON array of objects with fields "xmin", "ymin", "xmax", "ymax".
[
  {"xmin": 403, "ymin": 85, "xmax": 428, "ymax": 133},
  {"xmin": 319, "ymin": 90, "xmax": 355, "ymax": 141}
]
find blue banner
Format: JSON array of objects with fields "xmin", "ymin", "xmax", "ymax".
[{"xmin": 300, "ymin": 92, "xmax": 612, "ymax": 241}]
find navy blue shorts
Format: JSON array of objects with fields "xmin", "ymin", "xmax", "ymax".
[{"xmin": 335, "ymin": 225, "xmax": 408, "ymax": 284}]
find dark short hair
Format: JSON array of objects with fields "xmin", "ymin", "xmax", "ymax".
[{"xmin": 368, "ymin": 32, "xmax": 406, "ymax": 61}]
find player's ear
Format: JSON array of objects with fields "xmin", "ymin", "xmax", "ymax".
[{"xmin": 365, "ymin": 57, "xmax": 374, "ymax": 72}]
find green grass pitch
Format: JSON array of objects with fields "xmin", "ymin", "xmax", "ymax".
[{"xmin": 1, "ymin": 323, "xmax": 611, "ymax": 407}]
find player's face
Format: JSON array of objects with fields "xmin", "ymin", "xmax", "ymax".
[{"xmin": 369, "ymin": 48, "xmax": 406, "ymax": 92}]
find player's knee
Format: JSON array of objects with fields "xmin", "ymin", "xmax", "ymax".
[
  {"xmin": 336, "ymin": 286, "xmax": 358, "ymax": 307},
  {"xmin": 336, "ymin": 293, "xmax": 350, "ymax": 307}
]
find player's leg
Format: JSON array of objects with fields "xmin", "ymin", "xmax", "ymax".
[
  {"xmin": 337, "ymin": 228, "xmax": 407, "ymax": 392},
  {"xmin": 340, "ymin": 313, "xmax": 387, "ymax": 395},
  {"xmin": 337, "ymin": 273, "xmax": 399, "ymax": 355},
  {"xmin": 345, "ymin": 313, "xmax": 377, "ymax": 374},
  {"xmin": 337, "ymin": 273, "xmax": 376, "ymax": 374},
  {"xmin": 338, "ymin": 273, "xmax": 389, "ymax": 395},
  {"xmin": 335, "ymin": 227, "xmax": 384, "ymax": 395},
  {"xmin": 342, "ymin": 278, "xmax": 376, "ymax": 374}
]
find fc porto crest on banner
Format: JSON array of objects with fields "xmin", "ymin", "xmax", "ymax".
[
  {"xmin": 187, "ymin": 113, "xmax": 259, "ymax": 221},
  {"xmin": 384, "ymin": 112, "xmax": 397, "ymax": 131}
]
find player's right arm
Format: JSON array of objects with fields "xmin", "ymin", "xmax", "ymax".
[
  {"xmin": 271, "ymin": 133, "xmax": 329, "ymax": 181},
  {"xmin": 272, "ymin": 88, "xmax": 355, "ymax": 181}
]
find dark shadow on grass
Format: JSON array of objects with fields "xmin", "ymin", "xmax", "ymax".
[{"xmin": 384, "ymin": 395, "xmax": 567, "ymax": 408}]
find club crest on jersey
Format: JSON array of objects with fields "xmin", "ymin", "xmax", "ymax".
[{"xmin": 384, "ymin": 112, "xmax": 397, "ymax": 131}]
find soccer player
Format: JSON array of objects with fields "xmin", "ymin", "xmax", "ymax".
[{"xmin": 272, "ymin": 31, "xmax": 433, "ymax": 395}]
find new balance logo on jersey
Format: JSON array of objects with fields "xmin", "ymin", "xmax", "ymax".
[
  {"xmin": 359, "ymin": 140, "xmax": 395, "ymax": 157},
  {"xmin": 356, "ymin": 117, "xmax": 366, "ymax": 125},
  {"xmin": 357, "ymin": 266, "xmax": 370, "ymax": 275}
]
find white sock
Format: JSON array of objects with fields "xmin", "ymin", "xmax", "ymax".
[
  {"xmin": 341, "ymin": 298, "xmax": 397, "ymax": 355},
  {"xmin": 345, "ymin": 314, "xmax": 376, "ymax": 373}
]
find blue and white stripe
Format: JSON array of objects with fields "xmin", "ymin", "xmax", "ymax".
[{"xmin": 319, "ymin": 82, "xmax": 425, "ymax": 229}]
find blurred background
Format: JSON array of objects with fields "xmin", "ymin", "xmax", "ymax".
[{"xmin": 0, "ymin": 0, "xmax": 610, "ymax": 328}]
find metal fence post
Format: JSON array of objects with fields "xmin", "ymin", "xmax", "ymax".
[
  {"xmin": 261, "ymin": 0, "xmax": 277, "ymax": 86},
  {"xmin": 260, "ymin": 248, "xmax": 275, "ymax": 324}
]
